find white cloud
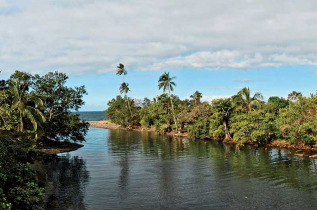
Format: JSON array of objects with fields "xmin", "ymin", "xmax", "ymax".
[
  {"xmin": 201, "ymin": 95, "xmax": 231, "ymax": 102},
  {"xmin": 1, "ymin": 0, "xmax": 317, "ymax": 76}
]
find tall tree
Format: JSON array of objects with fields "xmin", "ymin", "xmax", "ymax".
[
  {"xmin": 190, "ymin": 91, "xmax": 202, "ymax": 106},
  {"xmin": 158, "ymin": 72, "xmax": 178, "ymax": 131},
  {"xmin": 0, "ymin": 72, "xmax": 15, "ymax": 130},
  {"xmin": 116, "ymin": 63, "xmax": 127, "ymax": 83},
  {"xmin": 119, "ymin": 82, "xmax": 130, "ymax": 96},
  {"xmin": 9, "ymin": 79, "xmax": 45, "ymax": 134},
  {"xmin": 116, "ymin": 63, "xmax": 133, "ymax": 123},
  {"xmin": 287, "ymin": 91, "xmax": 302, "ymax": 102},
  {"xmin": 234, "ymin": 87, "xmax": 263, "ymax": 112},
  {"xmin": 211, "ymin": 98, "xmax": 233, "ymax": 140},
  {"xmin": 119, "ymin": 82, "xmax": 132, "ymax": 117},
  {"xmin": 33, "ymin": 71, "xmax": 88, "ymax": 142}
]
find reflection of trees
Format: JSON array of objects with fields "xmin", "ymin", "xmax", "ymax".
[
  {"xmin": 107, "ymin": 130, "xmax": 137, "ymax": 200},
  {"xmin": 36, "ymin": 154, "xmax": 89, "ymax": 209},
  {"xmin": 205, "ymin": 143, "xmax": 317, "ymax": 191},
  {"xmin": 111, "ymin": 129, "xmax": 317, "ymax": 191},
  {"xmin": 118, "ymin": 154, "xmax": 129, "ymax": 199}
]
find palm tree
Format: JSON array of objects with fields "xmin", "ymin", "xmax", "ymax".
[
  {"xmin": 119, "ymin": 82, "xmax": 130, "ymax": 96},
  {"xmin": 234, "ymin": 87, "xmax": 263, "ymax": 112},
  {"xmin": 9, "ymin": 79, "xmax": 45, "ymax": 135},
  {"xmin": 212, "ymin": 98, "xmax": 232, "ymax": 140},
  {"xmin": 119, "ymin": 82, "xmax": 132, "ymax": 119},
  {"xmin": 158, "ymin": 72, "xmax": 178, "ymax": 131},
  {"xmin": 190, "ymin": 91, "xmax": 202, "ymax": 106},
  {"xmin": 158, "ymin": 72, "xmax": 176, "ymax": 94},
  {"xmin": 116, "ymin": 63, "xmax": 127, "ymax": 83}
]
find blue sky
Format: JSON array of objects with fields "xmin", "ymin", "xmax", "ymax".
[
  {"xmin": 66, "ymin": 65, "xmax": 317, "ymax": 110},
  {"xmin": 1, "ymin": 1, "xmax": 317, "ymax": 110}
]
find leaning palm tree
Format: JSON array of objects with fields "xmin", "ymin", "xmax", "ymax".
[
  {"xmin": 9, "ymin": 80, "xmax": 45, "ymax": 135},
  {"xmin": 235, "ymin": 87, "xmax": 263, "ymax": 112},
  {"xmin": 119, "ymin": 82, "xmax": 130, "ymax": 97},
  {"xmin": 116, "ymin": 63, "xmax": 127, "ymax": 82},
  {"xmin": 158, "ymin": 72, "xmax": 178, "ymax": 131},
  {"xmin": 119, "ymin": 82, "xmax": 132, "ymax": 118}
]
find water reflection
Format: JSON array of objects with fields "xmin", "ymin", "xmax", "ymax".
[
  {"xmin": 40, "ymin": 155, "xmax": 89, "ymax": 209},
  {"xmin": 108, "ymin": 129, "xmax": 317, "ymax": 191},
  {"xmin": 107, "ymin": 130, "xmax": 317, "ymax": 208},
  {"xmin": 43, "ymin": 128, "xmax": 317, "ymax": 209}
]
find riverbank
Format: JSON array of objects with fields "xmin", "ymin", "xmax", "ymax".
[
  {"xmin": 89, "ymin": 120, "xmax": 317, "ymax": 158},
  {"xmin": 89, "ymin": 120, "xmax": 188, "ymax": 137},
  {"xmin": 89, "ymin": 120, "xmax": 122, "ymax": 129},
  {"xmin": 36, "ymin": 140, "xmax": 84, "ymax": 155}
]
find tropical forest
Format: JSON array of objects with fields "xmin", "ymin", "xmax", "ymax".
[
  {"xmin": 0, "ymin": 71, "xmax": 88, "ymax": 209},
  {"xmin": 106, "ymin": 64, "xmax": 317, "ymax": 148}
]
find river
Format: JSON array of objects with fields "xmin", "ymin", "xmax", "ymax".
[{"xmin": 43, "ymin": 127, "xmax": 317, "ymax": 209}]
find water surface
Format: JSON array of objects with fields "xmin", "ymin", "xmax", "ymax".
[
  {"xmin": 73, "ymin": 111, "xmax": 107, "ymax": 121},
  {"xmin": 44, "ymin": 127, "xmax": 317, "ymax": 209}
]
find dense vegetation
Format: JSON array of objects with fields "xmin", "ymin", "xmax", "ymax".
[
  {"xmin": 0, "ymin": 71, "xmax": 88, "ymax": 209},
  {"xmin": 106, "ymin": 64, "xmax": 317, "ymax": 148}
]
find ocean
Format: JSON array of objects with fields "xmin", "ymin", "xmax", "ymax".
[{"xmin": 73, "ymin": 111, "xmax": 107, "ymax": 121}]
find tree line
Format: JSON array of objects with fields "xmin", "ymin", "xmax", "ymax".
[
  {"xmin": 106, "ymin": 64, "xmax": 316, "ymax": 147},
  {"xmin": 0, "ymin": 71, "xmax": 88, "ymax": 209}
]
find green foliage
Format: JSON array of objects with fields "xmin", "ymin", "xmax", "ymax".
[
  {"xmin": 158, "ymin": 72, "xmax": 178, "ymax": 131},
  {"xmin": 287, "ymin": 91, "xmax": 302, "ymax": 102},
  {"xmin": 107, "ymin": 79, "xmax": 317, "ymax": 147},
  {"xmin": 158, "ymin": 72, "xmax": 176, "ymax": 94},
  {"xmin": 0, "ymin": 79, "xmax": 18, "ymax": 131},
  {"xmin": 232, "ymin": 87, "xmax": 263, "ymax": 112},
  {"xmin": 185, "ymin": 102, "xmax": 212, "ymax": 138},
  {"xmin": 188, "ymin": 118, "xmax": 210, "ymax": 139},
  {"xmin": 1, "ymin": 71, "xmax": 88, "ymax": 142},
  {"xmin": 208, "ymin": 98, "xmax": 232, "ymax": 140},
  {"xmin": 0, "ymin": 70, "xmax": 88, "ymax": 209},
  {"xmin": 189, "ymin": 91, "xmax": 202, "ymax": 106},
  {"xmin": 276, "ymin": 94, "xmax": 317, "ymax": 144},
  {"xmin": 229, "ymin": 109, "xmax": 276, "ymax": 144},
  {"xmin": 33, "ymin": 71, "xmax": 88, "ymax": 142},
  {"xmin": 209, "ymin": 112, "xmax": 224, "ymax": 139},
  {"xmin": 139, "ymin": 98, "xmax": 153, "ymax": 127},
  {"xmin": 0, "ymin": 133, "xmax": 44, "ymax": 209},
  {"xmin": 139, "ymin": 94, "xmax": 173, "ymax": 132},
  {"xmin": 108, "ymin": 64, "xmax": 317, "ymax": 147},
  {"xmin": 7, "ymin": 182, "xmax": 43, "ymax": 210},
  {"xmin": 266, "ymin": 96, "xmax": 289, "ymax": 114},
  {"xmin": 106, "ymin": 95, "xmax": 140, "ymax": 128},
  {"xmin": 9, "ymin": 78, "xmax": 45, "ymax": 134}
]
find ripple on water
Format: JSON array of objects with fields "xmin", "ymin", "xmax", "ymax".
[{"xmin": 45, "ymin": 128, "xmax": 317, "ymax": 209}]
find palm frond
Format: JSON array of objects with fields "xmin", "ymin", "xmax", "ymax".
[
  {"xmin": 24, "ymin": 108, "xmax": 37, "ymax": 132},
  {"xmin": 253, "ymin": 92, "xmax": 263, "ymax": 101},
  {"xmin": 31, "ymin": 96, "xmax": 44, "ymax": 107},
  {"xmin": 28, "ymin": 106, "xmax": 46, "ymax": 123}
]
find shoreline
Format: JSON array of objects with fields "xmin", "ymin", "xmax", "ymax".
[
  {"xmin": 88, "ymin": 120, "xmax": 188, "ymax": 136},
  {"xmin": 36, "ymin": 140, "xmax": 84, "ymax": 155},
  {"xmin": 89, "ymin": 120, "xmax": 317, "ymax": 158}
]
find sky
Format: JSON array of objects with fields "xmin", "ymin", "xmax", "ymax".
[{"xmin": 1, "ymin": 0, "xmax": 317, "ymax": 110}]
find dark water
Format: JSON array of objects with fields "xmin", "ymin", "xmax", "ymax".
[
  {"xmin": 43, "ymin": 127, "xmax": 317, "ymax": 209},
  {"xmin": 73, "ymin": 111, "xmax": 107, "ymax": 121}
]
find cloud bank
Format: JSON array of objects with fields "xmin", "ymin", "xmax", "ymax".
[{"xmin": 1, "ymin": 0, "xmax": 317, "ymax": 76}]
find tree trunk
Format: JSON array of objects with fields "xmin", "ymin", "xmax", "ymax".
[
  {"xmin": 19, "ymin": 111, "xmax": 23, "ymax": 132},
  {"xmin": 125, "ymin": 94, "xmax": 132, "ymax": 126},
  {"xmin": 169, "ymin": 94, "xmax": 178, "ymax": 132},
  {"xmin": 223, "ymin": 119, "xmax": 231, "ymax": 140}
]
